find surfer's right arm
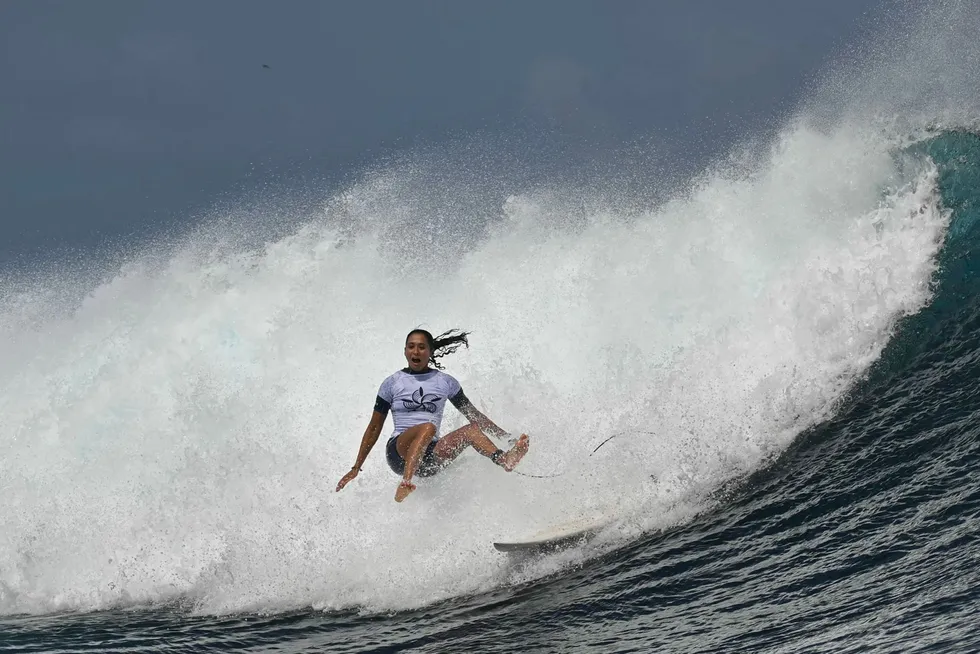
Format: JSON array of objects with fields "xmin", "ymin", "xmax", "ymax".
[{"xmin": 335, "ymin": 409, "xmax": 387, "ymax": 492}]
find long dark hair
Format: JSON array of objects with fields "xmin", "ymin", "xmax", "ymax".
[{"xmin": 407, "ymin": 328, "xmax": 470, "ymax": 369}]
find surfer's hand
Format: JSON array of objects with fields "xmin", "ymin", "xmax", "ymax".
[{"xmin": 336, "ymin": 467, "xmax": 359, "ymax": 492}]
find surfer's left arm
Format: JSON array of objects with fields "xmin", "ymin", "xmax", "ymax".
[{"xmin": 450, "ymin": 390, "xmax": 509, "ymax": 440}]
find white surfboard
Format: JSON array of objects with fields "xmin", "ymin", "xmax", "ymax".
[{"xmin": 493, "ymin": 516, "xmax": 612, "ymax": 553}]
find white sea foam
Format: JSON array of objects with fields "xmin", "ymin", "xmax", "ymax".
[
  {"xmin": 2, "ymin": 1, "xmax": 976, "ymax": 617},
  {"xmin": 0, "ymin": 116, "xmax": 949, "ymax": 616}
]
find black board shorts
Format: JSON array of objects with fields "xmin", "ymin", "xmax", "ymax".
[{"xmin": 385, "ymin": 435, "xmax": 441, "ymax": 477}]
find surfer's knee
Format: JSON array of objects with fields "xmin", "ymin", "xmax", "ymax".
[
  {"xmin": 416, "ymin": 422, "xmax": 436, "ymax": 441},
  {"xmin": 400, "ymin": 422, "xmax": 436, "ymax": 450}
]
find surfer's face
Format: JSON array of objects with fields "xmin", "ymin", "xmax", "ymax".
[{"xmin": 404, "ymin": 333, "xmax": 431, "ymax": 372}]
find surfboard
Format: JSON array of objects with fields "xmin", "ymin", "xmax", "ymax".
[{"xmin": 493, "ymin": 516, "xmax": 612, "ymax": 553}]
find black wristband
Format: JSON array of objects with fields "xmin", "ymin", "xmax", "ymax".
[{"xmin": 490, "ymin": 449, "xmax": 504, "ymax": 464}]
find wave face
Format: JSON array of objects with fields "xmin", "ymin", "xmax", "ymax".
[{"xmin": 3, "ymin": 3, "xmax": 980, "ymax": 653}]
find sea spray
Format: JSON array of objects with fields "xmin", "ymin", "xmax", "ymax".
[{"xmin": 0, "ymin": 111, "xmax": 949, "ymax": 615}]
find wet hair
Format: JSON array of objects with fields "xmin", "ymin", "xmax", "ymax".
[{"xmin": 406, "ymin": 328, "xmax": 470, "ymax": 369}]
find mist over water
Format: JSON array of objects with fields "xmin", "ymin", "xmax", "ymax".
[{"xmin": 1, "ymin": 0, "xmax": 978, "ymax": 626}]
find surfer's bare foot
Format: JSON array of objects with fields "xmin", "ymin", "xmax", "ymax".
[
  {"xmin": 395, "ymin": 480, "xmax": 416, "ymax": 502},
  {"xmin": 498, "ymin": 434, "xmax": 529, "ymax": 471}
]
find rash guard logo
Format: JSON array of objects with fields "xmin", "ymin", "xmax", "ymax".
[{"xmin": 403, "ymin": 387, "xmax": 439, "ymax": 413}]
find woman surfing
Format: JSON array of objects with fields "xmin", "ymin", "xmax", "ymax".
[{"xmin": 335, "ymin": 329, "xmax": 530, "ymax": 502}]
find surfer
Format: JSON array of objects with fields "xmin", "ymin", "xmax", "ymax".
[{"xmin": 335, "ymin": 328, "xmax": 530, "ymax": 502}]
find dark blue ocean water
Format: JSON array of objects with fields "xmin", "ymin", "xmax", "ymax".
[{"xmin": 1, "ymin": 130, "xmax": 978, "ymax": 652}]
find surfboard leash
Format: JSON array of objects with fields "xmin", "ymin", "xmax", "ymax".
[
  {"xmin": 503, "ymin": 430, "xmax": 657, "ymax": 479},
  {"xmin": 513, "ymin": 469, "xmax": 564, "ymax": 479},
  {"xmin": 591, "ymin": 430, "xmax": 658, "ymax": 454}
]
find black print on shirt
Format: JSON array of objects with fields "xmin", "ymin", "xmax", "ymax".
[{"xmin": 402, "ymin": 387, "xmax": 440, "ymax": 413}]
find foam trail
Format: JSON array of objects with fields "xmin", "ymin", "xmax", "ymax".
[{"xmin": 0, "ymin": 2, "xmax": 971, "ymax": 617}]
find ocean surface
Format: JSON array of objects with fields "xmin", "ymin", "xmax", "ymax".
[{"xmin": 4, "ymin": 3, "xmax": 980, "ymax": 653}]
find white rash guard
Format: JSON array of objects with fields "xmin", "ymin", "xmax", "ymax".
[{"xmin": 374, "ymin": 368, "xmax": 469, "ymax": 438}]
